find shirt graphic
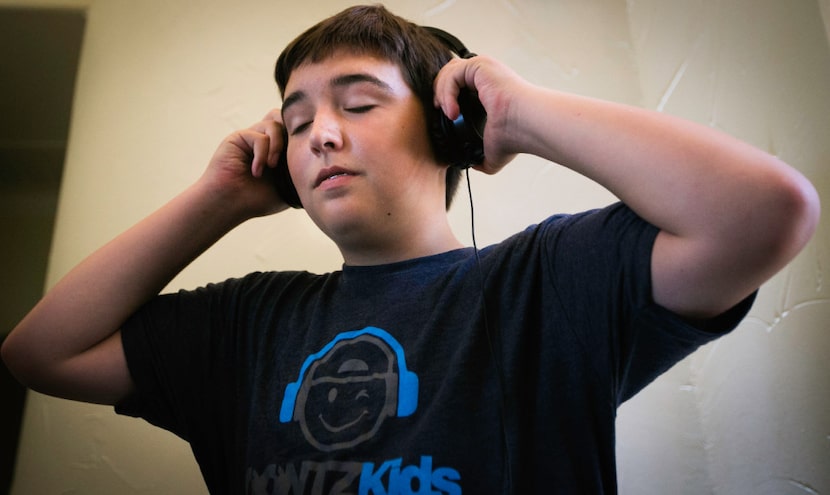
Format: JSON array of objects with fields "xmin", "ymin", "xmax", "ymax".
[{"xmin": 279, "ymin": 327, "xmax": 419, "ymax": 452}]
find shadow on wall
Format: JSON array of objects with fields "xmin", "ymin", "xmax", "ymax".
[
  {"xmin": 0, "ymin": 355, "xmax": 26, "ymax": 494},
  {"xmin": 0, "ymin": 7, "xmax": 86, "ymax": 493}
]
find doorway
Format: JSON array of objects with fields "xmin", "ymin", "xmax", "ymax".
[{"xmin": 0, "ymin": 7, "xmax": 85, "ymax": 493}]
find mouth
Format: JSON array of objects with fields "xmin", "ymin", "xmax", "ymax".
[
  {"xmin": 318, "ymin": 410, "xmax": 368, "ymax": 433},
  {"xmin": 315, "ymin": 166, "xmax": 356, "ymax": 188}
]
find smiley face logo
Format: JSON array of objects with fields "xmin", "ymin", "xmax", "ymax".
[{"xmin": 279, "ymin": 327, "xmax": 418, "ymax": 451}]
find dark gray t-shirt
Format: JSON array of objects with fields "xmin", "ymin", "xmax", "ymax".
[{"xmin": 117, "ymin": 203, "xmax": 754, "ymax": 494}]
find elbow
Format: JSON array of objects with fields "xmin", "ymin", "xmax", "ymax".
[
  {"xmin": 761, "ymin": 167, "xmax": 821, "ymax": 264},
  {"xmin": 782, "ymin": 170, "xmax": 819, "ymax": 253},
  {"xmin": 1, "ymin": 333, "xmax": 27, "ymax": 388},
  {"xmin": 2, "ymin": 327, "xmax": 52, "ymax": 392}
]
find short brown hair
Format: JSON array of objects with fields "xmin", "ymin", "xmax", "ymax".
[{"xmin": 274, "ymin": 4, "xmax": 463, "ymax": 208}]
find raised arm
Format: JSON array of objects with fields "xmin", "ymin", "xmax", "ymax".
[
  {"xmin": 1, "ymin": 112, "xmax": 287, "ymax": 405},
  {"xmin": 434, "ymin": 56, "xmax": 820, "ymax": 319}
]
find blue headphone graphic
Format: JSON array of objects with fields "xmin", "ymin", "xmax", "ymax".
[{"xmin": 279, "ymin": 327, "xmax": 419, "ymax": 423}]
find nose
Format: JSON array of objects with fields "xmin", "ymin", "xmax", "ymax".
[{"xmin": 308, "ymin": 111, "xmax": 343, "ymax": 156}]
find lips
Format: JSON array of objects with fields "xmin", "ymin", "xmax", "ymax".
[{"xmin": 314, "ymin": 166, "xmax": 356, "ymax": 188}]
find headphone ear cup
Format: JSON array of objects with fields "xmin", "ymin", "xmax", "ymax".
[
  {"xmin": 431, "ymin": 89, "xmax": 486, "ymax": 169},
  {"xmin": 274, "ymin": 139, "xmax": 303, "ymax": 209},
  {"xmin": 430, "ymin": 108, "xmax": 459, "ymax": 167},
  {"xmin": 455, "ymin": 89, "xmax": 486, "ymax": 166}
]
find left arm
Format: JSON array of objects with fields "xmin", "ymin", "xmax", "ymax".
[{"xmin": 434, "ymin": 56, "xmax": 820, "ymax": 319}]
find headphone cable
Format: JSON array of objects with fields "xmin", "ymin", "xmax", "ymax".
[{"xmin": 465, "ymin": 168, "xmax": 514, "ymax": 494}]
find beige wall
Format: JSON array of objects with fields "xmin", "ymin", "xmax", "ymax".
[
  {"xmin": 5, "ymin": 0, "xmax": 828, "ymax": 493},
  {"xmin": 618, "ymin": 2, "xmax": 830, "ymax": 494}
]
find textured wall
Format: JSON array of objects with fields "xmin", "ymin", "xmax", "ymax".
[
  {"xmin": 6, "ymin": 1, "xmax": 828, "ymax": 494},
  {"xmin": 618, "ymin": 2, "xmax": 830, "ymax": 494}
]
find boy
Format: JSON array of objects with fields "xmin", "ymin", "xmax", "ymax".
[{"xmin": 2, "ymin": 4, "xmax": 819, "ymax": 494}]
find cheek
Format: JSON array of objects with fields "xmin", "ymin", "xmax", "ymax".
[
  {"xmin": 285, "ymin": 143, "xmax": 306, "ymax": 185},
  {"xmin": 399, "ymin": 108, "xmax": 436, "ymax": 162}
]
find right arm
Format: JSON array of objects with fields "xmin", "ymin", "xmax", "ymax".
[{"xmin": 1, "ymin": 111, "xmax": 287, "ymax": 405}]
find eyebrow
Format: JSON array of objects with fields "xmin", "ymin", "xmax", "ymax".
[{"xmin": 282, "ymin": 72, "xmax": 395, "ymax": 118}]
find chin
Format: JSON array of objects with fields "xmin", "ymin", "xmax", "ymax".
[{"xmin": 308, "ymin": 200, "xmax": 376, "ymax": 242}]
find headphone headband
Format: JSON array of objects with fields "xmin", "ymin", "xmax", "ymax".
[{"xmin": 422, "ymin": 26, "xmax": 477, "ymax": 59}]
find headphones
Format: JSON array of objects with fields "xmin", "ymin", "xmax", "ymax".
[{"xmin": 274, "ymin": 26, "xmax": 486, "ymax": 209}]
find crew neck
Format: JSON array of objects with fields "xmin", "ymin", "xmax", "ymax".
[{"xmin": 341, "ymin": 247, "xmax": 475, "ymax": 276}]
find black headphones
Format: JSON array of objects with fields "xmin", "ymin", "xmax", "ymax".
[{"xmin": 274, "ymin": 26, "xmax": 486, "ymax": 209}]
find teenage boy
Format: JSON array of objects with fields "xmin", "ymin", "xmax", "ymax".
[{"xmin": 2, "ymin": 4, "xmax": 819, "ymax": 494}]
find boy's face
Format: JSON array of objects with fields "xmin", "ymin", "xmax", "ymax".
[{"xmin": 281, "ymin": 52, "xmax": 445, "ymax": 249}]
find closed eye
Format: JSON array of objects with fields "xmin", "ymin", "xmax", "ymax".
[
  {"xmin": 290, "ymin": 121, "xmax": 312, "ymax": 136},
  {"xmin": 345, "ymin": 105, "xmax": 376, "ymax": 114},
  {"xmin": 289, "ymin": 105, "xmax": 375, "ymax": 135}
]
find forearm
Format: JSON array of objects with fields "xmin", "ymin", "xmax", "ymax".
[
  {"xmin": 2, "ymin": 181, "xmax": 243, "ymax": 393},
  {"xmin": 439, "ymin": 54, "xmax": 816, "ymax": 250},
  {"xmin": 512, "ymin": 87, "xmax": 802, "ymax": 237},
  {"xmin": 1, "ymin": 111, "xmax": 287, "ymax": 403},
  {"xmin": 509, "ymin": 85, "xmax": 819, "ymax": 316}
]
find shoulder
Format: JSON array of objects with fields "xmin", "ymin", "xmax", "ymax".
[
  {"xmin": 183, "ymin": 270, "xmax": 338, "ymax": 299},
  {"xmin": 483, "ymin": 203, "xmax": 656, "ymax": 264}
]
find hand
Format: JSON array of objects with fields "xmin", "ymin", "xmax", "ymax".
[
  {"xmin": 200, "ymin": 109, "xmax": 289, "ymax": 219},
  {"xmin": 433, "ymin": 55, "xmax": 528, "ymax": 174}
]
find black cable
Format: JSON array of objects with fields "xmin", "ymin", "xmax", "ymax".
[{"xmin": 465, "ymin": 168, "xmax": 514, "ymax": 494}]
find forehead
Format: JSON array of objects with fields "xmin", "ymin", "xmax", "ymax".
[{"xmin": 283, "ymin": 52, "xmax": 409, "ymax": 100}]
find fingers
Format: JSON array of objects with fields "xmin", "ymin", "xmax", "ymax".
[
  {"xmin": 433, "ymin": 58, "xmax": 467, "ymax": 120},
  {"xmin": 248, "ymin": 110, "xmax": 286, "ymax": 177},
  {"xmin": 261, "ymin": 109, "xmax": 286, "ymax": 168},
  {"xmin": 262, "ymin": 107, "xmax": 282, "ymax": 122},
  {"xmin": 247, "ymin": 130, "xmax": 271, "ymax": 178}
]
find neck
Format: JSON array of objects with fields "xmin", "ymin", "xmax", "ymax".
[{"xmin": 338, "ymin": 215, "xmax": 464, "ymax": 266}]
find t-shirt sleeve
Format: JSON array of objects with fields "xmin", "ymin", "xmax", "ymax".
[
  {"xmin": 114, "ymin": 270, "xmax": 320, "ymax": 492},
  {"xmin": 537, "ymin": 202, "xmax": 755, "ymax": 405},
  {"xmin": 114, "ymin": 275, "xmax": 249, "ymax": 441}
]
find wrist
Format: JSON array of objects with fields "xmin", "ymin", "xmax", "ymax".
[{"xmin": 183, "ymin": 178, "xmax": 251, "ymax": 233}]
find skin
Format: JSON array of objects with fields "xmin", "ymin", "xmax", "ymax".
[
  {"xmin": 281, "ymin": 53, "xmax": 464, "ymax": 265},
  {"xmin": 1, "ymin": 48, "xmax": 819, "ymax": 407}
]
